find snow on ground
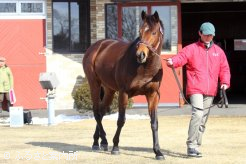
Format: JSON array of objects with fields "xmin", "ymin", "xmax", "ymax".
[{"xmin": 0, "ymin": 112, "xmax": 149, "ymax": 126}]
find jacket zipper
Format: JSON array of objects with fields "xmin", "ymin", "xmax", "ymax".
[{"xmin": 206, "ymin": 49, "xmax": 209, "ymax": 95}]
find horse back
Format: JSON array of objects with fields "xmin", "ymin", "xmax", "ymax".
[{"xmin": 83, "ymin": 39, "xmax": 129, "ymax": 91}]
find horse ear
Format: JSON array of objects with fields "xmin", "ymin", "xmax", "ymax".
[
  {"xmin": 141, "ymin": 10, "xmax": 146, "ymax": 20},
  {"xmin": 153, "ymin": 11, "xmax": 160, "ymax": 22}
]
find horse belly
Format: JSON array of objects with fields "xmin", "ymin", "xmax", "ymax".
[{"xmin": 96, "ymin": 67, "xmax": 118, "ymax": 91}]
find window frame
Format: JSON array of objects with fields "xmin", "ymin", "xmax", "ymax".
[{"xmin": 105, "ymin": 2, "xmax": 182, "ymax": 55}]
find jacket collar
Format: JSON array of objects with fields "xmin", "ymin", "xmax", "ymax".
[{"xmin": 197, "ymin": 39, "xmax": 214, "ymax": 49}]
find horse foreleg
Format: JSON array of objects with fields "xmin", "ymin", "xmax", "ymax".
[
  {"xmin": 111, "ymin": 92, "xmax": 127, "ymax": 155},
  {"xmin": 147, "ymin": 92, "xmax": 165, "ymax": 160},
  {"xmin": 149, "ymin": 109, "xmax": 164, "ymax": 159}
]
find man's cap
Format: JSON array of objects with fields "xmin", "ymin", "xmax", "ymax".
[
  {"xmin": 200, "ymin": 22, "xmax": 215, "ymax": 36},
  {"xmin": 0, "ymin": 56, "xmax": 6, "ymax": 62}
]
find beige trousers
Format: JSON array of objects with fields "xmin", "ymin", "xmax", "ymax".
[{"xmin": 186, "ymin": 94, "xmax": 214, "ymax": 149}]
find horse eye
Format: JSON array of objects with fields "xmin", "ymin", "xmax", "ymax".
[{"xmin": 152, "ymin": 32, "xmax": 157, "ymax": 35}]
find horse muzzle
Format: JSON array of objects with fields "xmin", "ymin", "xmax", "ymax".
[{"xmin": 136, "ymin": 51, "xmax": 147, "ymax": 63}]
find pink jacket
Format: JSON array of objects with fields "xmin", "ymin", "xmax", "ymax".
[{"xmin": 172, "ymin": 41, "xmax": 231, "ymax": 97}]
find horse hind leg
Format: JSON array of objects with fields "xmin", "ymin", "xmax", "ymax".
[
  {"xmin": 92, "ymin": 125, "xmax": 100, "ymax": 151},
  {"xmin": 90, "ymin": 84, "xmax": 101, "ymax": 151},
  {"xmin": 87, "ymin": 79, "xmax": 108, "ymax": 151},
  {"xmin": 92, "ymin": 86, "xmax": 116, "ymax": 151},
  {"xmin": 101, "ymin": 87, "xmax": 115, "ymax": 113}
]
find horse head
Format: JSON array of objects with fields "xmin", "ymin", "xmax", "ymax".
[{"xmin": 136, "ymin": 11, "xmax": 164, "ymax": 64}]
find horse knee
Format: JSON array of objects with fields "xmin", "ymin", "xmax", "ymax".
[
  {"xmin": 94, "ymin": 113, "xmax": 101, "ymax": 121},
  {"xmin": 150, "ymin": 120, "xmax": 158, "ymax": 130}
]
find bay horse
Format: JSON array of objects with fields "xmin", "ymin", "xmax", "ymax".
[{"xmin": 83, "ymin": 11, "xmax": 164, "ymax": 160}]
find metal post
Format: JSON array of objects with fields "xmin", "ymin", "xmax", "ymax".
[
  {"xmin": 47, "ymin": 90, "xmax": 56, "ymax": 125},
  {"xmin": 39, "ymin": 72, "xmax": 59, "ymax": 126}
]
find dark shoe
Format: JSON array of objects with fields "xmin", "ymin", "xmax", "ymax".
[{"xmin": 187, "ymin": 148, "xmax": 202, "ymax": 157}]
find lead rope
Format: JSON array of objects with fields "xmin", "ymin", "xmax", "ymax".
[{"xmin": 163, "ymin": 59, "xmax": 228, "ymax": 110}]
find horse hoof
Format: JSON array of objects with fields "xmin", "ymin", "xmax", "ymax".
[
  {"xmin": 111, "ymin": 147, "xmax": 120, "ymax": 155},
  {"xmin": 155, "ymin": 155, "xmax": 165, "ymax": 160},
  {"xmin": 92, "ymin": 145, "xmax": 100, "ymax": 151},
  {"xmin": 100, "ymin": 144, "xmax": 108, "ymax": 151}
]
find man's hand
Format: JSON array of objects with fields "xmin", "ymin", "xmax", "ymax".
[
  {"xmin": 221, "ymin": 84, "xmax": 228, "ymax": 90},
  {"xmin": 166, "ymin": 58, "xmax": 173, "ymax": 66}
]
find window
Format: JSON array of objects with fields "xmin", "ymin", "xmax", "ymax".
[
  {"xmin": 0, "ymin": 3, "xmax": 16, "ymax": 13},
  {"xmin": 151, "ymin": 6, "xmax": 178, "ymax": 52},
  {"xmin": 122, "ymin": 6, "xmax": 147, "ymax": 41},
  {"xmin": 105, "ymin": 4, "xmax": 118, "ymax": 39},
  {"xmin": 52, "ymin": 0, "xmax": 90, "ymax": 53},
  {"xmin": 0, "ymin": 1, "xmax": 45, "ymax": 18},
  {"xmin": 21, "ymin": 2, "xmax": 43, "ymax": 13},
  {"xmin": 234, "ymin": 39, "xmax": 246, "ymax": 51}
]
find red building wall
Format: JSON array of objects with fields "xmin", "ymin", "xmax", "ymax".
[{"xmin": 0, "ymin": 19, "xmax": 46, "ymax": 109}]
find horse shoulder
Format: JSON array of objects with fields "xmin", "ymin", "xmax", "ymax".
[{"xmin": 117, "ymin": 58, "xmax": 162, "ymax": 96}]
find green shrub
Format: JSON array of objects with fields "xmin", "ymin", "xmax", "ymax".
[{"xmin": 73, "ymin": 81, "xmax": 133, "ymax": 113}]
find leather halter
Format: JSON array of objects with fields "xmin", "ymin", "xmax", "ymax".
[{"xmin": 137, "ymin": 37, "xmax": 161, "ymax": 56}]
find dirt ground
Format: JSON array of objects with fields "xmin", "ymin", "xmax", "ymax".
[{"xmin": 0, "ymin": 115, "xmax": 246, "ymax": 164}]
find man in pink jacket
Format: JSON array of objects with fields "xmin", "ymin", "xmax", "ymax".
[{"xmin": 166, "ymin": 22, "xmax": 231, "ymax": 157}]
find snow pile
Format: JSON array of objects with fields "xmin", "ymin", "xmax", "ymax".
[{"xmin": 0, "ymin": 112, "xmax": 149, "ymax": 126}]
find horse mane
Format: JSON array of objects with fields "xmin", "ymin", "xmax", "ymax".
[{"xmin": 145, "ymin": 14, "xmax": 164, "ymax": 31}]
